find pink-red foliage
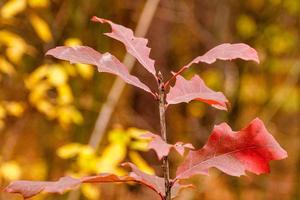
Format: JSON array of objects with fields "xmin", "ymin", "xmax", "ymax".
[
  {"xmin": 176, "ymin": 118, "xmax": 288, "ymax": 180},
  {"xmin": 166, "ymin": 75, "xmax": 229, "ymax": 110},
  {"xmin": 4, "ymin": 163, "xmax": 190, "ymax": 200},
  {"xmin": 91, "ymin": 16, "xmax": 156, "ymax": 77},
  {"xmin": 142, "ymin": 133, "xmax": 194, "ymax": 160},
  {"xmin": 4, "ymin": 16, "xmax": 287, "ymax": 200},
  {"xmin": 46, "ymin": 46, "xmax": 154, "ymax": 95}
]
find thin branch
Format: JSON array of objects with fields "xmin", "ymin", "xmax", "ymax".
[
  {"xmin": 157, "ymin": 72, "xmax": 171, "ymax": 200},
  {"xmin": 164, "ymin": 66, "xmax": 188, "ymax": 88},
  {"xmin": 260, "ymin": 62, "xmax": 300, "ymax": 124}
]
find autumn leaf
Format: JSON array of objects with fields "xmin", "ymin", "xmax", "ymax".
[
  {"xmin": 176, "ymin": 118, "xmax": 287, "ymax": 180},
  {"xmin": 46, "ymin": 46, "xmax": 154, "ymax": 95},
  {"xmin": 4, "ymin": 176, "xmax": 81, "ymax": 199},
  {"xmin": 166, "ymin": 75, "xmax": 229, "ymax": 110},
  {"xmin": 91, "ymin": 16, "xmax": 156, "ymax": 77},
  {"xmin": 121, "ymin": 162, "xmax": 192, "ymax": 199},
  {"xmin": 183, "ymin": 43, "xmax": 259, "ymax": 69},
  {"xmin": 166, "ymin": 43, "xmax": 260, "ymax": 86},
  {"xmin": 142, "ymin": 133, "xmax": 194, "ymax": 160},
  {"xmin": 4, "ymin": 162, "xmax": 191, "ymax": 199}
]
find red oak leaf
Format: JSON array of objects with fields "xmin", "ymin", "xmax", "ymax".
[
  {"xmin": 4, "ymin": 176, "xmax": 81, "ymax": 199},
  {"xmin": 183, "ymin": 43, "xmax": 259, "ymax": 70},
  {"xmin": 165, "ymin": 43, "xmax": 259, "ymax": 87},
  {"xmin": 46, "ymin": 46, "xmax": 153, "ymax": 95},
  {"xmin": 176, "ymin": 118, "xmax": 287, "ymax": 180},
  {"xmin": 122, "ymin": 162, "xmax": 165, "ymax": 198},
  {"xmin": 142, "ymin": 133, "xmax": 194, "ymax": 160},
  {"xmin": 91, "ymin": 16, "xmax": 156, "ymax": 77},
  {"xmin": 166, "ymin": 75, "xmax": 229, "ymax": 110},
  {"xmin": 122, "ymin": 162, "xmax": 193, "ymax": 199},
  {"xmin": 4, "ymin": 163, "xmax": 190, "ymax": 200}
]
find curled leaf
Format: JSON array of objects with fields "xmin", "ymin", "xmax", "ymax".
[
  {"xmin": 142, "ymin": 133, "xmax": 194, "ymax": 160},
  {"xmin": 5, "ymin": 162, "xmax": 190, "ymax": 199},
  {"xmin": 4, "ymin": 176, "xmax": 81, "ymax": 199},
  {"xmin": 166, "ymin": 43, "xmax": 259, "ymax": 86},
  {"xmin": 91, "ymin": 16, "xmax": 156, "ymax": 77},
  {"xmin": 46, "ymin": 46, "xmax": 153, "ymax": 95},
  {"xmin": 176, "ymin": 118, "xmax": 287, "ymax": 180},
  {"xmin": 122, "ymin": 162, "xmax": 192, "ymax": 199},
  {"xmin": 184, "ymin": 43, "xmax": 259, "ymax": 69},
  {"xmin": 166, "ymin": 75, "xmax": 229, "ymax": 110}
]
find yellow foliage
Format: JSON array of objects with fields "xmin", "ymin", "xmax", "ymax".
[
  {"xmin": 0, "ymin": 0, "xmax": 26, "ymax": 19},
  {"xmin": 77, "ymin": 148, "xmax": 97, "ymax": 173},
  {"xmin": 0, "ymin": 161, "xmax": 22, "ymax": 181},
  {"xmin": 129, "ymin": 140, "xmax": 149, "ymax": 151},
  {"xmin": 29, "ymin": 14, "xmax": 53, "ymax": 43},
  {"xmin": 36, "ymin": 100, "xmax": 56, "ymax": 119},
  {"xmin": 0, "ymin": 56, "xmax": 15, "ymax": 75},
  {"xmin": 96, "ymin": 143, "xmax": 127, "ymax": 174},
  {"xmin": 129, "ymin": 151, "xmax": 154, "ymax": 175},
  {"xmin": 108, "ymin": 128, "xmax": 131, "ymax": 144},
  {"xmin": 4, "ymin": 101, "xmax": 25, "ymax": 117},
  {"xmin": 64, "ymin": 38, "xmax": 82, "ymax": 46},
  {"xmin": 127, "ymin": 127, "xmax": 148, "ymax": 139},
  {"xmin": 0, "ymin": 30, "xmax": 33, "ymax": 63},
  {"xmin": 26, "ymin": 64, "xmax": 83, "ymax": 126},
  {"xmin": 265, "ymin": 25, "xmax": 297, "ymax": 55},
  {"xmin": 240, "ymin": 75, "xmax": 267, "ymax": 104},
  {"xmin": 63, "ymin": 63, "xmax": 78, "ymax": 77},
  {"xmin": 28, "ymin": 81, "xmax": 50, "ymax": 103},
  {"xmin": 76, "ymin": 63, "xmax": 94, "ymax": 80},
  {"xmin": 236, "ymin": 14, "xmax": 257, "ymax": 39},
  {"xmin": 202, "ymin": 69, "xmax": 222, "ymax": 89},
  {"xmin": 57, "ymin": 106, "xmax": 83, "ymax": 126},
  {"xmin": 284, "ymin": 0, "xmax": 300, "ymax": 14},
  {"xmin": 25, "ymin": 65, "xmax": 48, "ymax": 89},
  {"xmin": 28, "ymin": 0, "xmax": 49, "ymax": 8},
  {"xmin": 57, "ymin": 127, "xmax": 153, "ymax": 177},
  {"xmin": 57, "ymin": 84, "xmax": 74, "ymax": 105},
  {"xmin": 269, "ymin": 0, "xmax": 281, "ymax": 6},
  {"xmin": 82, "ymin": 184, "xmax": 101, "ymax": 200},
  {"xmin": 47, "ymin": 65, "xmax": 68, "ymax": 86},
  {"xmin": 0, "ymin": 101, "xmax": 24, "ymax": 129}
]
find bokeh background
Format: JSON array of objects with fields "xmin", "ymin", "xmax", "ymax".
[{"xmin": 0, "ymin": 0, "xmax": 299, "ymax": 199}]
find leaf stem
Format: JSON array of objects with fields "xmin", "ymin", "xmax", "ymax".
[
  {"xmin": 164, "ymin": 66, "xmax": 188, "ymax": 88},
  {"xmin": 157, "ymin": 72, "xmax": 171, "ymax": 200}
]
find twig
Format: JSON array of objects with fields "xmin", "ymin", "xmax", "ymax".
[
  {"xmin": 157, "ymin": 72, "xmax": 171, "ymax": 200},
  {"xmin": 260, "ymin": 62, "xmax": 300, "ymax": 123}
]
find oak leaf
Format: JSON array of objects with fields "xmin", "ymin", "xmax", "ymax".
[
  {"xmin": 176, "ymin": 118, "xmax": 287, "ymax": 180},
  {"xmin": 46, "ymin": 46, "xmax": 153, "ymax": 95},
  {"xmin": 142, "ymin": 132, "xmax": 194, "ymax": 160},
  {"xmin": 92, "ymin": 16, "xmax": 156, "ymax": 77},
  {"xmin": 166, "ymin": 75, "xmax": 228, "ymax": 110}
]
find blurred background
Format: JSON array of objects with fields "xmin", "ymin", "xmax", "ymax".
[{"xmin": 0, "ymin": 0, "xmax": 299, "ymax": 199}]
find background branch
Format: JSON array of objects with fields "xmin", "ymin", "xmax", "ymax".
[{"xmin": 88, "ymin": 0, "xmax": 161, "ymax": 149}]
